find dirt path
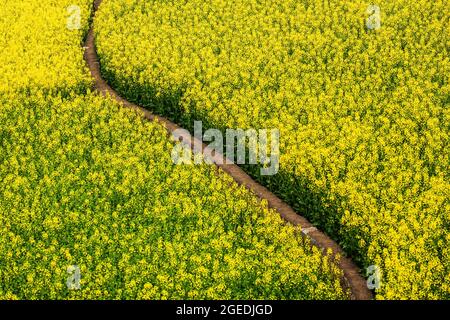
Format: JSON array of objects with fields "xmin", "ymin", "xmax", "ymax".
[{"xmin": 83, "ymin": 0, "xmax": 373, "ymax": 300}]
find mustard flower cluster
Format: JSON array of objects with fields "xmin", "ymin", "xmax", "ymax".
[
  {"xmin": 0, "ymin": 0, "xmax": 92, "ymax": 95},
  {"xmin": 95, "ymin": 0, "xmax": 450, "ymax": 299}
]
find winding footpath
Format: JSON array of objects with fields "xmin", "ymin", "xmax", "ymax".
[{"xmin": 83, "ymin": 0, "xmax": 373, "ymax": 300}]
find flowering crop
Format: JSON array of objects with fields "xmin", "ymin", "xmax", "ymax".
[
  {"xmin": 0, "ymin": 0, "xmax": 92, "ymax": 96},
  {"xmin": 0, "ymin": 93, "xmax": 346, "ymax": 299},
  {"xmin": 0, "ymin": 0, "xmax": 347, "ymax": 299},
  {"xmin": 95, "ymin": 0, "xmax": 450, "ymax": 299}
]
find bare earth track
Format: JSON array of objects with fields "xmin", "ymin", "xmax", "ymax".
[{"xmin": 83, "ymin": 0, "xmax": 373, "ymax": 300}]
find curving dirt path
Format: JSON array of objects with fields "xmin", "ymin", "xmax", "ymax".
[{"xmin": 83, "ymin": 0, "xmax": 373, "ymax": 300}]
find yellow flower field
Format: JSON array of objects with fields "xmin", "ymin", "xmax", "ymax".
[
  {"xmin": 95, "ymin": 0, "xmax": 450, "ymax": 299},
  {"xmin": 0, "ymin": 0, "xmax": 347, "ymax": 299},
  {"xmin": 0, "ymin": 0, "xmax": 92, "ymax": 95},
  {"xmin": 0, "ymin": 93, "xmax": 346, "ymax": 299}
]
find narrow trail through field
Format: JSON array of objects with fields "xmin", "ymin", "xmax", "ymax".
[{"xmin": 83, "ymin": 0, "xmax": 373, "ymax": 300}]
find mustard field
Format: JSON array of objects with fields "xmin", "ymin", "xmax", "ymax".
[
  {"xmin": 0, "ymin": 0, "xmax": 347, "ymax": 300},
  {"xmin": 95, "ymin": 0, "xmax": 450, "ymax": 299}
]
